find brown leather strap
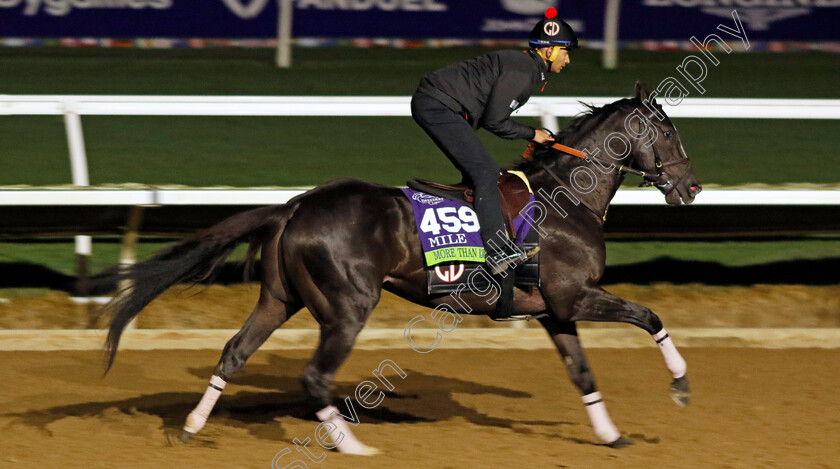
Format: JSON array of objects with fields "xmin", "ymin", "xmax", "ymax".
[
  {"xmin": 522, "ymin": 142, "xmax": 536, "ymax": 160},
  {"xmin": 522, "ymin": 142, "xmax": 587, "ymax": 160},
  {"xmin": 550, "ymin": 143, "xmax": 587, "ymax": 159}
]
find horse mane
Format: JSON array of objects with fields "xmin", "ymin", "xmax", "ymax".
[{"xmin": 514, "ymin": 97, "xmax": 638, "ymax": 173}]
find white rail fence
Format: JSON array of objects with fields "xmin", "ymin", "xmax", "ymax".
[
  {"xmin": 3, "ymin": 188, "xmax": 840, "ymax": 206},
  {"xmin": 2, "ymin": 95, "xmax": 839, "ymax": 265},
  {"xmin": 4, "ymin": 94, "xmax": 840, "ymax": 192}
]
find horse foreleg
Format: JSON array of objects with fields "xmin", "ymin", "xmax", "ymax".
[
  {"xmin": 539, "ymin": 316, "xmax": 632, "ymax": 448},
  {"xmin": 571, "ymin": 286, "xmax": 690, "ymax": 407},
  {"xmin": 181, "ymin": 296, "xmax": 300, "ymax": 441}
]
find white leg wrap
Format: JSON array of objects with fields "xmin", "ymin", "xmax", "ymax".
[
  {"xmin": 316, "ymin": 405, "xmax": 379, "ymax": 455},
  {"xmin": 652, "ymin": 329, "xmax": 687, "ymax": 379},
  {"xmin": 582, "ymin": 392, "xmax": 621, "ymax": 443},
  {"xmin": 183, "ymin": 375, "xmax": 226, "ymax": 434}
]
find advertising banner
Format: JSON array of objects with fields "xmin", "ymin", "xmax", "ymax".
[{"xmin": 1, "ymin": 0, "xmax": 837, "ymax": 41}]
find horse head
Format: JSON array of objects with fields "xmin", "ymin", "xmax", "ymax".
[
  {"xmin": 627, "ymin": 82, "xmax": 702, "ymax": 206},
  {"xmin": 520, "ymin": 83, "xmax": 702, "ymax": 210}
]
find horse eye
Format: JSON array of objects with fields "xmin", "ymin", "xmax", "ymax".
[{"xmin": 664, "ymin": 131, "xmax": 672, "ymax": 137}]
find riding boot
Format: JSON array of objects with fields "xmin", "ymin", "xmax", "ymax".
[
  {"xmin": 481, "ymin": 231, "xmax": 522, "ymax": 318},
  {"xmin": 491, "ymin": 272, "xmax": 516, "ymax": 319},
  {"xmin": 484, "ymin": 234, "xmax": 540, "ymax": 319}
]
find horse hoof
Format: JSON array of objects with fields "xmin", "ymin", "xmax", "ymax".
[
  {"xmin": 337, "ymin": 444, "xmax": 381, "ymax": 456},
  {"xmin": 670, "ymin": 376, "xmax": 690, "ymax": 407},
  {"xmin": 609, "ymin": 436, "xmax": 633, "ymax": 449},
  {"xmin": 360, "ymin": 445, "xmax": 381, "ymax": 456},
  {"xmin": 344, "ymin": 444, "xmax": 381, "ymax": 456},
  {"xmin": 180, "ymin": 430, "xmax": 195, "ymax": 443}
]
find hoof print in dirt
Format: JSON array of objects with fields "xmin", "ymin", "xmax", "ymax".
[{"xmin": 609, "ymin": 436, "xmax": 634, "ymax": 448}]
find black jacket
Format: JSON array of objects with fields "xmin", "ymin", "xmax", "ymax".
[{"xmin": 416, "ymin": 49, "xmax": 548, "ymax": 140}]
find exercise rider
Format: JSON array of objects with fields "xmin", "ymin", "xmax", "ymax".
[{"xmin": 411, "ymin": 8, "xmax": 578, "ymax": 275}]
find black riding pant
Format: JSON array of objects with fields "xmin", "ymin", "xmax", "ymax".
[{"xmin": 411, "ymin": 92, "xmax": 507, "ymax": 252}]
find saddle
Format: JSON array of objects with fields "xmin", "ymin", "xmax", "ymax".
[{"xmin": 407, "ymin": 171, "xmax": 532, "ymax": 238}]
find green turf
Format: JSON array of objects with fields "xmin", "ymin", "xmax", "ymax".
[
  {"xmin": 1, "ymin": 47, "xmax": 837, "ymax": 187},
  {"xmin": 0, "ymin": 240, "xmax": 251, "ymax": 276},
  {"xmin": 605, "ymin": 239, "xmax": 840, "ymax": 267},
  {"xmin": 0, "ymin": 47, "xmax": 837, "ymax": 97},
  {"xmin": 0, "ymin": 239, "xmax": 836, "ymax": 278},
  {"xmin": 0, "ymin": 288, "xmax": 53, "ymax": 299},
  {"xmin": 1, "ymin": 115, "xmax": 836, "ymax": 186},
  {"xmin": 0, "ymin": 240, "xmax": 168, "ymax": 275}
]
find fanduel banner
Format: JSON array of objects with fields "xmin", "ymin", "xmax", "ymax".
[{"xmin": 0, "ymin": 0, "xmax": 837, "ymax": 40}]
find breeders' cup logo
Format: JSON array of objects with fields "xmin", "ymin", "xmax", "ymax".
[
  {"xmin": 434, "ymin": 264, "xmax": 465, "ymax": 283},
  {"xmin": 500, "ymin": 0, "xmax": 558, "ymax": 15},
  {"xmin": 221, "ymin": 0, "xmax": 270, "ymax": 19},
  {"xmin": 412, "ymin": 193, "xmax": 445, "ymax": 206},
  {"xmin": 642, "ymin": 0, "xmax": 837, "ymax": 30},
  {"xmin": 543, "ymin": 21, "xmax": 560, "ymax": 36}
]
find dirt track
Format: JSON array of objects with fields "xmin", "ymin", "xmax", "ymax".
[{"xmin": 2, "ymin": 347, "xmax": 839, "ymax": 468}]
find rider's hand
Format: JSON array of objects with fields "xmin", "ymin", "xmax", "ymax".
[{"xmin": 532, "ymin": 129, "xmax": 555, "ymax": 144}]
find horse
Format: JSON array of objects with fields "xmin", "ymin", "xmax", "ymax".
[{"xmin": 103, "ymin": 82, "xmax": 702, "ymax": 452}]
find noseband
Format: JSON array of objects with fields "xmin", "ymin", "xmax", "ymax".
[{"xmin": 624, "ymin": 145, "xmax": 692, "ymax": 196}]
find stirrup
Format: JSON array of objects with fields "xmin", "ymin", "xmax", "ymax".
[
  {"xmin": 486, "ymin": 246, "xmax": 540, "ymax": 276},
  {"xmin": 491, "ymin": 312, "xmax": 549, "ymax": 322},
  {"xmin": 487, "ymin": 251, "xmax": 526, "ymax": 275}
]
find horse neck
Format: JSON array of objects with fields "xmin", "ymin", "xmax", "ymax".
[{"xmin": 532, "ymin": 127, "xmax": 627, "ymax": 221}]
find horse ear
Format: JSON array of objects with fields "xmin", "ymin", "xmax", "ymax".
[{"xmin": 635, "ymin": 81, "xmax": 650, "ymax": 102}]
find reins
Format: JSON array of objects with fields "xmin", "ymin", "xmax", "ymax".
[
  {"xmin": 524, "ymin": 141, "xmax": 656, "ymax": 181},
  {"xmin": 522, "ymin": 139, "xmax": 692, "ymax": 218},
  {"xmin": 549, "ymin": 142, "xmax": 586, "ymax": 159},
  {"xmin": 548, "ymin": 142, "xmax": 659, "ymax": 183},
  {"xmin": 526, "ymin": 140, "xmax": 691, "ymax": 191}
]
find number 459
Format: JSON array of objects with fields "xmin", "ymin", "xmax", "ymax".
[{"xmin": 420, "ymin": 206, "xmax": 480, "ymax": 235}]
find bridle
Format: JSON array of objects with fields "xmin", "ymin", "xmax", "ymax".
[
  {"xmin": 532, "ymin": 140, "xmax": 692, "ymax": 197},
  {"xmin": 523, "ymin": 140, "xmax": 692, "ymax": 220},
  {"xmin": 624, "ymin": 143, "xmax": 692, "ymax": 196}
]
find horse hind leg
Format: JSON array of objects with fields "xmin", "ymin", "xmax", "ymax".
[
  {"xmin": 571, "ymin": 286, "xmax": 690, "ymax": 407},
  {"xmin": 289, "ymin": 259, "xmax": 383, "ymax": 455},
  {"xmin": 298, "ymin": 312, "xmax": 381, "ymax": 455},
  {"xmin": 181, "ymin": 294, "xmax": 302, "ymax": 441}
]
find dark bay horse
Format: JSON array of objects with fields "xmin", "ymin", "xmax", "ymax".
[{"xmin": 104, "ymin": 82, "xmax": 702, "ymax": 452}]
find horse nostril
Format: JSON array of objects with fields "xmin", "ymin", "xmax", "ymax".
[{"xmin": 690, "ymin": 184, "xmax": 702, "ymax": 193}]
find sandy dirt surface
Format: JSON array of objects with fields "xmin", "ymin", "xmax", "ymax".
[
  {"xmin": 1, "ymin": 347, "xmax": 838, "ymax": 469},
  {"xmin": 2, "ymin": 283, "xmax": 840, "ymax": 330}
]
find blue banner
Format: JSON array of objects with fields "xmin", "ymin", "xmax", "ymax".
[{"xmin": 0, "ymin": 0, "xmax": 837, "ymax": 41}]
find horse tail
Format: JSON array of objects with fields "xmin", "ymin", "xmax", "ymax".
[{"xmin": 104, "ymin": 203, "xmax": 296, "ymax": 372}]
